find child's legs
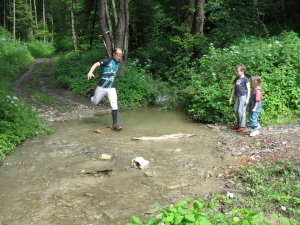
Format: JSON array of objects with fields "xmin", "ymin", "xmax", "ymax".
[
  {"xmin": 250, "ymin": 103, "xmax": 262, "ymax": 130},
  {"xmin": 234, "ymin": 96, "xmax": 246, "ymax": 127},
  {"xmin": 107, "ymin": 88, "xmax": 118, "ymax": 110},
  {"xmin": 249, "ymin": 111, "xmax": 259, "ymax": 130},
  {"xmin": 91, "ymin": 86, "xmax": 107, "ymax": 105}
]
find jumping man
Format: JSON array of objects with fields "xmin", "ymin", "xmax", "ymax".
[{"xmin": 86, "ymin": 48, "xmax": 123, "ymax": 130}]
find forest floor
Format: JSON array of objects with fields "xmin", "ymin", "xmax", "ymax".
[{"xmin": 13, "ymin": 58, "xmax": 300, "ymax": 174}]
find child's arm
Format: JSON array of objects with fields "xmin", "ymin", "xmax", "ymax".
[
  {"xmin": 245, "ymin": 82, "xmax": 250, "ymax": 105},
  {"xmin": 229, "ymin": 84, "xmax": 235, "ymax": 105}
]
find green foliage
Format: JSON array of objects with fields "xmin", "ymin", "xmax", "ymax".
[
  {"xmin": 5, "ymin": 0, "xmax": 32, "ymax": 41},
  {"xmin": 0, "ymin": 27, "xmax": 34, "ymax": 70},
  {"xmin": 52, "ymin": 53, "xmax": 157, "ymax": 110},
  {"xmin": 235, "ymin": 161, "xmax": 300, "ymax": 219},
  {"xmin": 116, "ymin": 59, "xmax": 157, "ymax": 110},
  {"xmin": 0, "ymin": 62, "xmax": 16, "ymax": 93},
  {"xmin": 51, "ymin": 50, "xmax": 105, "ymax": 93},
  {"xmin": 126, "ymin": 196, "xmax": 298, "ymax": 225},
  {"xmin": 187, "ymin": 31, "xmax": 300, "ymax": 125},
  {"xmin": 205, "ymin": 0, "xmax": 259, "ymax": 47},
  {"xmin": 0, "ymin": 27, "xmax": 52, "ymax": 160},
  {"xmin": 0, "ymin": 27, "xmax": 33, "ymax": 92},
  {"xmin": 0, "ymin": 94, "xmax": 52, "ymax": 160},
  {"xmin": 26, "ymin": 41, "xmax": 55, "ymax": 58}
]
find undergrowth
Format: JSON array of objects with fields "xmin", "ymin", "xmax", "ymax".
[
  {"xmin": 126, "ymin": 161, "xmax": 300, "ymax": 225},
  {"xmin": 0, "ymin": 94, "xmax": 52, "ymax": 160},
  {"xmin": 0, "ymin": 27, "xmax": 54, "ymax": 160},
  {"xmin": 233, "ymin": 161, "xmax": 300, "ymax": 219}
]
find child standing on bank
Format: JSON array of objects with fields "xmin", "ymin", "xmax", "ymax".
[
  {"xmin": 229, "ymin": 64, "xmax": 250, "ymax": 132},
  {"xmin": 249, "ymin": 76, "xmax": 262, "ymax": 137}
]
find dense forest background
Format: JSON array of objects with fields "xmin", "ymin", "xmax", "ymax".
[
  {"xmin": 1, "ymin": 0, "xmax": 300, "ymax": 57},
  {"xmin": 1, "ymin": 0, "xmax": 300, "ymax": 157}
]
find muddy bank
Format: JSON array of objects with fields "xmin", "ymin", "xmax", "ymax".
[{"xmin": 210, "ymin": 123, "xmax": 300, "ymax": 178}]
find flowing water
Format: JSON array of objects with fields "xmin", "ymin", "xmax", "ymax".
[{"xmin": 0, "ymin": 107, "xmax": 225, "ymax": 225}]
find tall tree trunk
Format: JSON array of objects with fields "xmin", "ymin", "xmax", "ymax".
[
  {"xmin": 115, "ymin": 0, "xmax": 126, "ymax": 49},
  {"xmin": 51, "ymin": 15, "xmax": 54, "ymax": 42},
  {"xmin": 111, "ymin": 0, "xmax": 118, "ymax": 27},
  {"xmin": 186, "ymin": 0, "xmax": 195, "ymax": 34},
  {"xmin": 34, "ymin": 0, "xmax": 37, "ymax": 27},
  {"xmin": 70, "ymin": 0, "xmax": 78, "ymax": 50},
  {"xmin": 29, "ymin": 0, "xmax": 33, "ymax": 39},
  {"xmin": 99, "ymin": 0, "xmax": 112, "ymax": 57},
  {"xmin": 105, "ymin": 0, "xmax": 114, "ymax": 48},
  {"xmin": 123, "ymin": 0, "xmax": 129, "ymax": 62},
  {"xmin": 43, "ymin": 0, "xmax": 46, "ymax": 41},
  {"xmin": 194, "ymin": 0, "xmax": 205, "ymax": 35},
  {"xmin": 115, "ymin": 0, "xmax": 129, "ymax": 75},
  {"xmin": 99, "ymin": 0, "xmax": 129, "ymax": 66}
]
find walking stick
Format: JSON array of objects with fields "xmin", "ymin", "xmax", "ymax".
[{"xmin": 98, "ymin": 31, "xmax": 110, "ymax": 58}]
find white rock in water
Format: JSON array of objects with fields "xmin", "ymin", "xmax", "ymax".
[
  {"xmin": 99, "ymin": 154, "xmax": 113, "ymax": 160},
  {"xmin": 131, "ymin": 157, "xmax": 149, "ymax": 169}
]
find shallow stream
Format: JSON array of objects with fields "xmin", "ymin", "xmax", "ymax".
[{"xmin": 0, "ymin": 107, "xmax": 225, "ymax": 225}]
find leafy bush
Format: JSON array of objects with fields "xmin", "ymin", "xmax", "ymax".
[
  {"xmin": 187, "ymin": 31, "xmax": 300, "ymax": 125},
  {"xmin": 0, "ymin": 94, "xmax": 52, "ymax": 160},
  {"xmin": 52, "ymin": 53, "xmax": 157, "ymax": 110},
  {"xmin": 0, "ymin": 27, "xmax": 33, "ymax": 70},
  {"xmin": 116, "ymin": 59, "xmax": 157, "ymax": 110},
  {"xmin": 26, "ymin": 41, "xmax": 55, "ymax": 58},
  {"xmin": 51, "ymin": 50, "xmax": 106, "ymax": 94},
  {"xmin": 0, "ymin": 62, "xmax": 16, "ymax": 92},
  {"xmin": 126, "ymin": 196, "xmax": 299, "ymax": 225}
]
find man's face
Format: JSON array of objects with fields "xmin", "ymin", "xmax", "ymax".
[{"xmin": 113, "ymin": 52, "xmax": 122, "ymax": 62}]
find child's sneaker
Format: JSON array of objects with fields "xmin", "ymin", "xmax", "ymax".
[
  {"xmin": 111, "ymin": 124, "xmax": 122, "ymax": 130},
  {"xmin": 258, "ymin": 123, "xmax": 261, "ymax": 129},
  {"xmin": 250, "ymin": 130, "xmax": 259, "ymax": 137},
  {"xmin": 231, "ymin": 125, "xmax": 239, "ymax": 130},
  {"xmin": 86, "ymin": 86, "xmax": 94, "ymax": 97},
  {"xmin": 236, "ymin": 127, "xmax": 245, "ymax": 132}
]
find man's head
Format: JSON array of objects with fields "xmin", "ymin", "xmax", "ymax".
[{"xmin": 112, "ymin": 48, "xmax": 122, "ymax": 62}]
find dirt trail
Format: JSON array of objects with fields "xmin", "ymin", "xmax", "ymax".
[{"xmin": 12, "ymin": 58, "xmax": 110, "ymax": 124}]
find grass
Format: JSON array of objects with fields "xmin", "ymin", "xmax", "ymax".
[
  {"xmin": 31, "ymin": 92, "xmax": 59, "ymax": 104},
  {"xmin": 232, "ymin": 161, "xmax": 300, "ymax": 220}
]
